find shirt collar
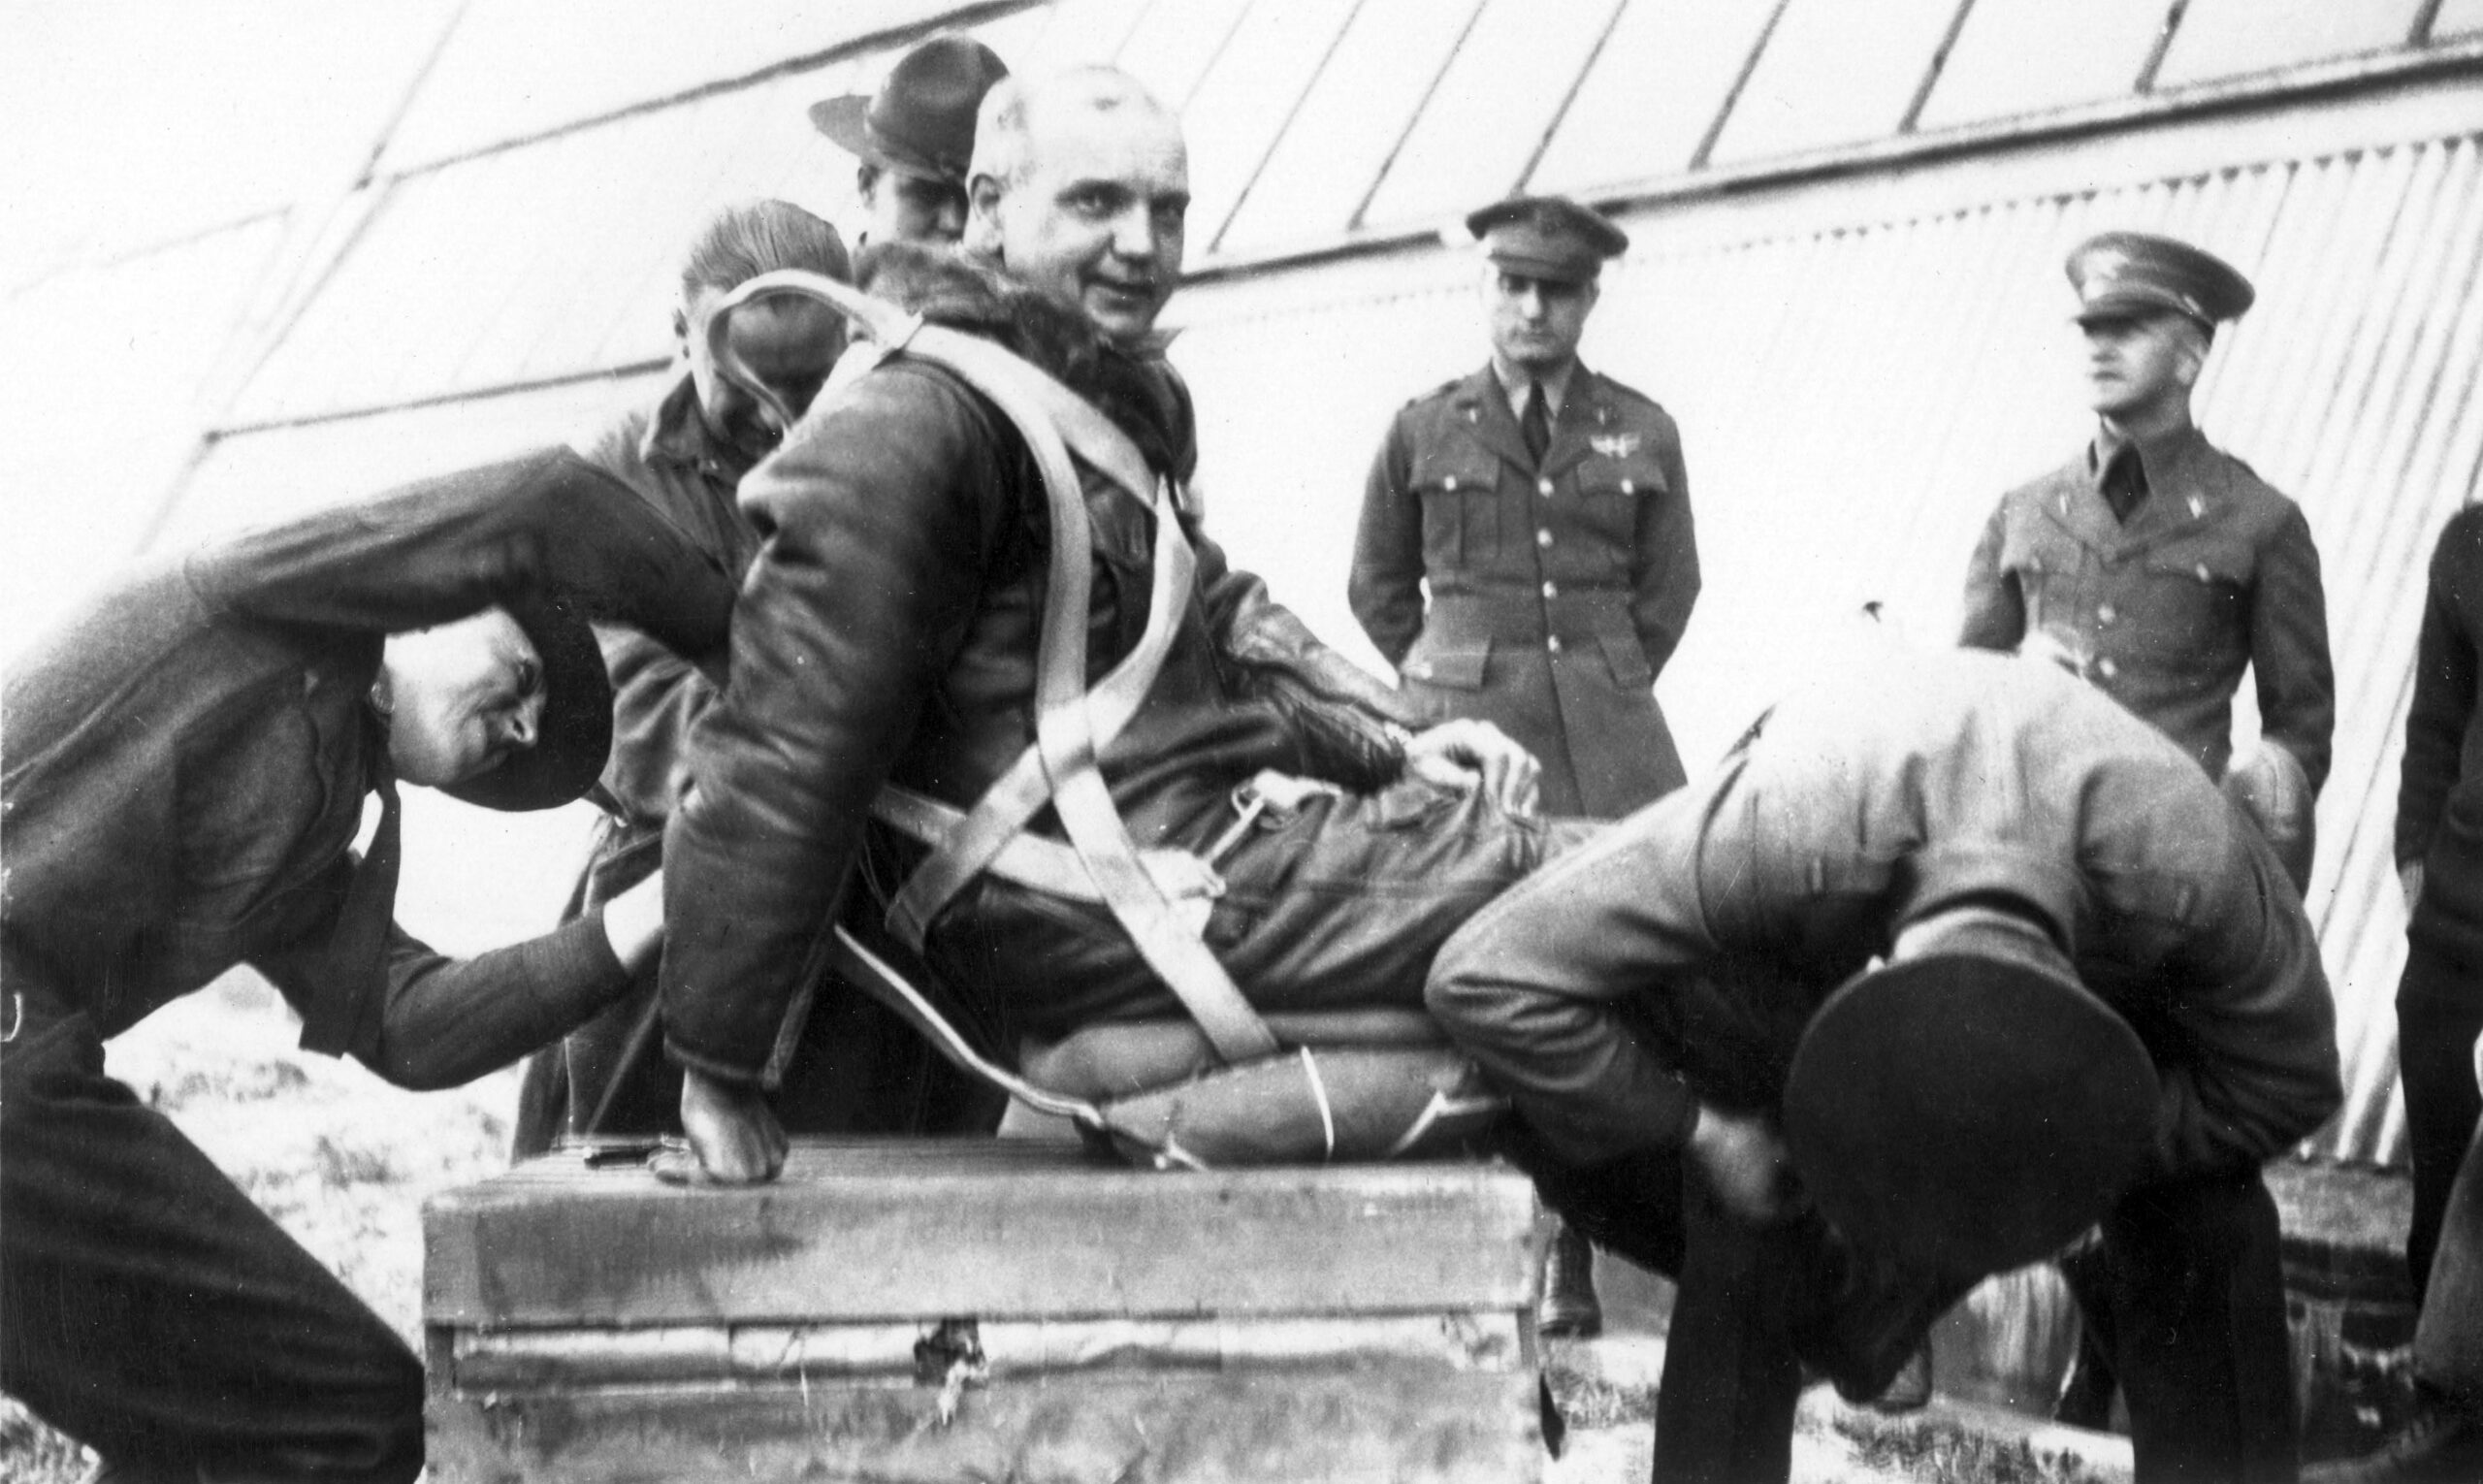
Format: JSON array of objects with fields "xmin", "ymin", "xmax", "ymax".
[
  {"xmin": 639, "ymin": 367, "xmax": 754, "ymax": 482},
  {"xmin": 1493, "ymin": 359, "xmax": 1578, "ymax": 421},
  {"xmin": 2085, "ymin": 418, "xmax": 2205, "ymax": 488}
]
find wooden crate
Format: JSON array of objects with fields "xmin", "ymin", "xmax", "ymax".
[{"xmin": 424, "ymin": 1138, "xmax": 1549, "ymax": 1483}]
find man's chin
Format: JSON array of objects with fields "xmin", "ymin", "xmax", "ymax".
[{"xmin": 1083, "ymin": 289, "xmax": 1162, "ymax": 344}]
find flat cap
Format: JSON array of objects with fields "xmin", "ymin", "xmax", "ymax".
[
  {"xmin": 2067, "ymin": 231, "xmax": 2255, "ymax": 328},
  {"xmin": 1466, "ymin": 195, "xmax": 1628, "ymax": 284},
  {"xmin": 808, "ymin": 36, "xmax": 1010, "ymax": 184}
]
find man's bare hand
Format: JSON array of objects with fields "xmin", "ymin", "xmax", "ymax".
[
  {"xmin": 660, "ymin": 1068, "xmax": 789, "ymax": 1185},
  {"xmin": 1403, "ymin": 719, "xmax": 1542, "ymax": 819},
  {"xmin": 1687, "ymin": 1103, "xmax": 1804, "ymax": 1226}
]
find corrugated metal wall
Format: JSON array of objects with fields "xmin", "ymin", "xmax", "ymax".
[{"xmin": 16, "ymin": 0, "xmax": 2483, "ymax": 1162}]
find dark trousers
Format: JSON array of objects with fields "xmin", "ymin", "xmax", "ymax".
[
  {"xmin": 2414, "ymin": 1119, "xmax": 2483, "ymax": 1403},
  {"xmin": 0, "ymin": 984, "xmax": 422, "ymax": 1483},
  {"xmin": 2066, "ymin": 1170, "xmax": 2300, "ymax": 1484},
  {"xmin": 2397, "ymin": 940, "xmax": 2483, "ymax": 1307}
]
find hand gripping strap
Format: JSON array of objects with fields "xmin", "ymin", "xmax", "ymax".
[{"xmin": 707, "ymin": 271, "xmax": 1277, "ymax": 1066}]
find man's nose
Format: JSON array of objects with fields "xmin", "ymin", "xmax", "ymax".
[
  {"xmin": 502, "ymin": 693, "xmax": 545, "ymax": 750},
  {"xmin": 1516, "ymin": 286, "xmax": 1548, "ymax": 318},
  {"xmin": 1110, "ymin": 206, "xmax": 1159, "ymax": 261}
]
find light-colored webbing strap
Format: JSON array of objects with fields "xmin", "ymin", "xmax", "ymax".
[{"xmin": 706, "ymin": 271, "xmax": 1278, "ymax": 1065}]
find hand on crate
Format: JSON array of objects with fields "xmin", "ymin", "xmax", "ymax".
[{"xmin": 657, "ymin": 1068, "xmax": 789, "ymax": 1184}]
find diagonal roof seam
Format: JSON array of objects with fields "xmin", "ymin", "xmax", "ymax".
[{"xmin": 373, "ymin": 0, "xmax": 1044, "ymax": 189}]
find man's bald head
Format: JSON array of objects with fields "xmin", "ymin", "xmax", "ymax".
[{"xmin": 965, "ymin": 67, "xmax": 1189, "ymax": 346}]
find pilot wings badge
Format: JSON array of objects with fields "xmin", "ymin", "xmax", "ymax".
[{"xmin": 1590, "ymin": 433, "xmax": 1642, "ymax": 459}]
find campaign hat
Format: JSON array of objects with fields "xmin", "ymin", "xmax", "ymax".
[
  {"xmin": 1465, "ymin": 195, "xmax": 1628, "ymax": 285},
  {"xmin": 440, "ymin": 590, "xmax": 613, "ymax": 813},
  {"xmin": 1782, "ymin": 908, "xmax": 2159, "ymax": 1282},
  {"xmin": 2067, "ymin": 231, "xmax": 2255, "ymax": 328},
  {"xmin": 808, "ymin": 36, "xmax": 1010, "ymax": 184}
]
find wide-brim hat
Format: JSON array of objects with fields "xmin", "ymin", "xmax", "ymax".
[
  {"xmin": 1783, "ymin": 918, "xmax": 2159, "ymax": 1282},
  {"xmin": 440, "ymin": 591, "xmax": 612, "ymax": 813},
  {"xmin": 808, "ymin": 35, "xmax": 1010, "ymax": 184}
]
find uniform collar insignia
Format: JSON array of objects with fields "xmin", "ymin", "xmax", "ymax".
[{"xmin": 1591, "ymin": 432, "xmax": 1642, "ymax": 458}]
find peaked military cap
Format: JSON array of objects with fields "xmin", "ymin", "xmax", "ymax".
[
  {"xmin": 808, "ymin": 36, "xmax": 1010, "ymax": 184},
  {"xmin": 1466, "ymin": 195, "xmax": 1628, "ymax": 285},
  {"xmin": 1782, "ymin": 907, "xmax": 2159, "ymax": 1282},
  {"xmin": 2067, "ymin": 231, "xmax": 2255, "ymax": 329}
]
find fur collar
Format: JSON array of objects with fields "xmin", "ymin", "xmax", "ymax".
[{"xmin": 855, "ymin": 242, "xmax": 1192, "ymax": 478}]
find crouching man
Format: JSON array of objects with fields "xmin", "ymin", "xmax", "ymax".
[
  {"xmin": 1428, "ymin": 646, "xmax": 2342, "ymax": 1484},
  {"xmin": 1, "ymin": 451, "xmax": 734, "ymax": 1484}
]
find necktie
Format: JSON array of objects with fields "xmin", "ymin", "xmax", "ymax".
[
  {"xmin": 2103, "ymin": 446, "xmax": 2148, "ymax": 524},
  {"xmin": 1522, "ymin": 383, "xmax": 1552, "ymax": 466}
]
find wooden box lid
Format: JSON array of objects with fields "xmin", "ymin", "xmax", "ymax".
[{"xmin": 425, "ymin": 1138, "xmax": 1543, "ymax": 1328}]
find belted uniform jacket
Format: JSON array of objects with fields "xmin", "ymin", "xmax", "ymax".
[
  {"xmin": 659, "ymin": 251, "xmax": 1427, "ymax": 1085},
  {"xmin": 2, "ymin": 451, "xmax": 733, "ymax": 1086},
  {"xmin": 1432, "ymin": 650, "xmax": 2342, "ymax": 1181},
  {"xmin": 1959, "ymin": 425, "xmax": 2333, "ymax": 792},
  {"xmin": 1350, "ymin": 364, "xmax": 1698, "ymax": 817}
]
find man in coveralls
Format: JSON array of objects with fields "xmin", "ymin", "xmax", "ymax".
[
  {"xmin": 1350, "ymin": 192, "xmax": 1700, "ymax": 1336},
  {"xmin": 1, "ymin": 452, "xmax": 733, "ymax": 1484},
  {"xmin": 1428, "ymin": 646, "xmax": 2341, "ymax": 1483}
]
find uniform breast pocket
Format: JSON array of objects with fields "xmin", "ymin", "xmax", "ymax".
[
  {"xmin": 2133, "ymin": 542, "xmax": 2252, "ymax": 668},
  {"xmin": 1574, "ymin": 458, "xmax": 1667, "ymax": 565},
  {"xmin": 1995, "ymin": 517, "xmax": 2083, "ymax": 629},
  {"xmin": 1410, "ymin": 452, "xmax": 1501, "ymax": 566}
]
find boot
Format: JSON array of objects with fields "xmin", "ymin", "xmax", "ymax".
[{"xmin": 1537, "ymin": 1220, "xmax": 1603, "ymax": 1339}]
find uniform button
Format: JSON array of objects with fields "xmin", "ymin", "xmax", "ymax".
[
  {"xmin": 1546, "ymin": 635, "xmax": 1564, "ymax": 654},
  {"xmin": 1444, "ymin": 476, "xmax": 1458, "ymax": 492},
  {"xmin": 2195, "ymin": 564, "xmax": 2211, "ymax": 582},
  {"xmin": 1621, "ymin": 479, "xmax": 1635, "ymax": 496},
  {"xmin": 2099, "ymin": 658, "xmax": 2119, "ymax": 679},
  {"xmin": 2097, "ymin": 603, "xmax": 2116, "ymax": 625},
  {"xmin": 1537, "ymin": 478, "xmax": 1555, "ymax": 497},
  {"xmin": 1542, "ymin": 581, "xmax": 1559, "ymax": 599},
  {"xmin": 1536, "ymin": 529, "xmax": 1553, "ymax": 547}
]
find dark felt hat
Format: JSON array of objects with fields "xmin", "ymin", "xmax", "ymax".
[
  {"xmin": 808, "ymin": 36, "xmax": 1011, "ymax": 184},
  {"xmin": 1783, "ymin": 911, "xmax": 2159, "ymax": 1282},
  {"xmin": 439, "ymin": 591, "xmax": 613, "ymax": 813},
  {"xmin": 2067, "ymin": 231, "xmax": 2255, "ymax": 328},
  {"xmin": 1465, "ymin": 195, "xmax": 1628, "ymax": 284}
]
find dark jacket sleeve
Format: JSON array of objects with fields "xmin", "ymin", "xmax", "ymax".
[
  {"xmin": 660, "ymin": 366, "xmax": 1005, "ymax": 1085},
  {"xmin": 254, "ymin": 887, "xmax": 630, "ymax": 1091},
  {"xmin": 596, "ymin": 621, "xmax": 720, "ymax": 824},
  {"xmin": 1629, "ymin": 411, "xmax": 1699, "ymax": 677},
  {"xmin": 1958, "ymin": 499, "xmax": 2026, "ymax": 650},
  {"xmin": 2251, "ymin": 501, "xmax": 2336, "ymax": 795},
  {"xmin": 1347, "ymin": 413, "xmax": 1427, "ymax": 667},
  {"xmin": 2400, "ymin": 513, "xmax": 2483, "ymax": 867},
  {"xmin": 185, "ymin": 448, "xmax": 734, "ymax": 674}
]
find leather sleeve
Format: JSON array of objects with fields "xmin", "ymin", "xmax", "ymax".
[
  {"xmin": 1347, "ymin": 413, "xmax": 1426, "ymax": 667},
  {"xmin": 595, "ymin": 620, "xmax": 718, "ymax": 826},
  {"xmin": 660, "ymin": 365, "xmax": 1007, "ymax": 1085},
  {"xmin": 2249, "ymin": 501, "xmax": 2336, "ymax": 796},
  {"xmin": 1957, "ymin": 499, "xmax": 2027, "ymax": 651},
  {"xmin": 1198, "ymin": 523, "xmax": 1428, "ymax": 790},
  {"xmin": 1628, "ymin": 410, "xmax": 1700, "ymax": 678},
  {"xmin": 2400, "ymin": 513, "xmax": 2483, "ymax": 866}
]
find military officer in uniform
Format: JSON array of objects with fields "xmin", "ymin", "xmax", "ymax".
[
  {"xmin": 1350, "ymin": 195, "xmax": 1699, "ymax": 1338},
  {"xmin": 1350, "ymin": 195, "xmax": 1698, "ymax": 820},
  {"xmin": 1959, "ymin": 229, "xmax": 2335, "ymax": 1432}
]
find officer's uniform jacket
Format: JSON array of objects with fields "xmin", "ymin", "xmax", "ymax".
[
  {"xmin": 1350, "ymin": 363, "xmax": 1698, "ymax": 817},
  {"xmin": 1959, "ymin": 424, "xmax": 2334, "ymax": 792}
]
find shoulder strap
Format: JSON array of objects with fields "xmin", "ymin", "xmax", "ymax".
[{"xmin": 705, "ymin": 271, "xmax": 1278, "ymax": 1065}]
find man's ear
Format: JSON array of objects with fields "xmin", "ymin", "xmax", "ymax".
[{"xmin": 964, "ymin": 173, "xmax": 1008, "ymax": 261}]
